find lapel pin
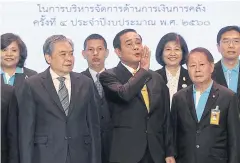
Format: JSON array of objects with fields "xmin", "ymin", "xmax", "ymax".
[
  {"xmin": 25, "ymin": 75, "xmax": 28, "ymax": 79},
  {"xmin": 182, "ymin": 84, "xmax": 187, "ymax": 88},
  {"xmin": 213, "ymin": 95, "xmax": 215, "ymax": 98},
  {"xmin": 183, "ymin": 77, "xmax": 186, "ymax": 81}
]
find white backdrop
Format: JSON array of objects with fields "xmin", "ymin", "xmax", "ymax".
[{"xmin": 1, "ymin": 1, "xmax": 240, "ymax": 72}]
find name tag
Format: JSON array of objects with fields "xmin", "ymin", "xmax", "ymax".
[{"xmin": 210, "ymin": 106, "xmax": 220, "ymax": 125}]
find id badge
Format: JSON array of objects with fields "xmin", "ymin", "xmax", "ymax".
[{"xmin": 210, "ymin": 106, "xmax": 220, "ymax": 125}]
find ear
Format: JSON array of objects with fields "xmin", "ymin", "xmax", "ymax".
[
  {"xmin": 114, "ymin": 48, "xmax": 122, "ymax": 58},
  {"xmin": 210, "ymin": 62, "xmax": 215, "ymax": 73},
  {"xmin": 105, "ymin": 49, "xmax": 109, "ymax": 59},
  {"xmin": 82, "ymin": 50, "xmax": 87, "ymax": 59},
  {"xmin": 217, "ymin": 43, "xmax": 221, "ymax": 53},
  {"xmin": 44, "ymin": 54, "xmax": 51, "ymax": 64}
]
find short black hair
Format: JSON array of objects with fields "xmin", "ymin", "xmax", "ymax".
[
  {"xmin": 217, "ymin": 25, "xmax": 240, "ymax": 44},
  {"xmin": 186, "ymin": 47, "xmax": 214, "ymax": 65},
  {"xmin": 113, "ymin": 29, "xmax": 142, "ymax": 49},
  {"xmin": 155, "ymin": 32, "xmax": 189, "ymax": 66},
  {"xmin": 1, "ymin": 33, "xmax": 27, "ymax": 68},
  {"xmin": 83, "ymin": 34, "xmax": 107, "ymax": 50}
]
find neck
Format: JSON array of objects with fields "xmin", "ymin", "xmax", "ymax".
[
  {"xmin": 89, "ymin": 65, "xmax": 105, "ymax": 73},
  {"xmin": 194, "ymin": 79, "xmax": 213, "ymax": 93},
  {"xmin": 1, "ymin": 66, "xmax": 17, "ymax": 76},
  {"xmin": 222, "ymin": 58, "xmax": 238, "ymax": 69},
  {"xmin": 165, "ymin": 65, "xmax": 180, "ymax": 76},
  {"xmin": 122, "ymin": 61, "xmax": 139, "ymax": 70}
]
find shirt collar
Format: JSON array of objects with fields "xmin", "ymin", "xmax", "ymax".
[
  {"xmin": 221, "ymin": 60, "xmax": 239, "ymax": 72},
  {"xmin": 89, "ymin": 68, "xmax": 105, "ymax": 77},
  {"xmin": 49, "ymin": 68, "xmax": 70, "ymax": 81},
  {"xmin": 0, "ymin": 66, "xmax": 24, "ymax": 74},
  {"xmin": 193, "ymin": 80, "xmax": 213, "ymax": 94},
  {"xmin": 121, "ymin": 62, "xmax": 140, "ymax": 74}
]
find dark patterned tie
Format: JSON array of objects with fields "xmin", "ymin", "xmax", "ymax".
[
  {"xmin": 57, "ymin": 77, "xmax": 69, "ymax": 115},
  {"xmin": 95, "ymin": 73, "xmax": 103, "ymax": 98}
]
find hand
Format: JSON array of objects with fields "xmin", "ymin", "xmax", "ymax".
[
  {"xmin": 165, "ymin": 156, "xmax": 176, "ymax": 163},
  {"xmin": 140, "ymin": 45, "xmax": 151, "ymax": 70}
]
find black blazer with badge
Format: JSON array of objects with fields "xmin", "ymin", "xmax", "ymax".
[
  {"xmin": 18, "ymin": 68, "xmax": 101, "ymax": 163},
  {"xmin": 156, "ymin": 66, "xmax": 192, "ymax": 91},
  {"xmin": 82, "ymin": 68, "xmax": 111, "ymax": 163},
  {"xmin": 171, "ymin": 82, "xmax": 240, "ymax": 163},
  {"xmin": 99, "ymin": 62, "xmax": 174, "ymax": 163}
]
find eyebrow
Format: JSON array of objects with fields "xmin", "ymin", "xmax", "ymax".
[{"xmin": 59, "ymin": 50, "xmax": 74, "ymax": 53}]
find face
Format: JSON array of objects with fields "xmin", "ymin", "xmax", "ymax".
[
  {"xmin": 1, "ymin": 41, "xmax": 20, "ymax": 68},
  {"xmin": 217, "ymin": 30, "xmax": 240, "ymax": 60},
  {"xmin": 163, "ymin": 41, "xmax": 183, "ymax": 67},
  {"xmin": 115, "ymin": 32, "xmax": 143, "ymax": 67},
  {"xmin": 187, "ymin": 52, "xmax": 214, "ymax": 85},
  {"xmin": 45, "ymin": 41, "xmax": 74, "ymax": 76},
  {"xmin": 82, "ymin": 39, "xmax": 108, "ymax": 70}
]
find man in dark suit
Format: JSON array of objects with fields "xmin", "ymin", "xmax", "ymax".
[
  {"xmin": 99, "ymin": 29, "xmax": 175, "ymax": 163},
  {"xmin": 212, "ymin": 26, "xmax": 240, "ymax": 101},
  {"xmin": 81, "ymin": 33, "xmax": 111, "ymax": 163},
  {"xmin": 1, "ymin": 84, "xmax": 19, "ymax": 163},
  {"xmin": 18, "ymin": 35, "xmax": 101, "ymax": 163},
  {"xmin": 171, "ymin": 47, "xmax": 240, "ymax": 163}
]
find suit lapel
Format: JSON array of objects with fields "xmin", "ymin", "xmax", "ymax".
[
  {"xmin": 116, "ymin": 62, "xmax": 147, "ymax": 108},
  {"xmin": 178, "ymin": 67, "xmax": 188, "ymax": 91},
  {"xmin": 186, "ymin": 86, "xmax": 198, "ymax": 123},
  {"xmin": 41, "ymin": 68, "xmax": 66, "ymax": 118},
  {"xmin": 1, "ymin": 74, "xmax": 4, "ymax": 84},
  {"xmin": 14, "ymin": 73, "xmax": 27, "ymax": 89},
  {"xmin": 67, "ymin": 72, "xmax": 79, "ymax": 118},
  {"xmin": 215, "ymin": 61, "xmax": 228, "ymax": 87},
  {"xmin": 236, "ymin": 65, "xmax": 240, "ymax": 97},
  {"xmin": 200, "ymin": 82, "xmax": 219, "ymax": 122}
]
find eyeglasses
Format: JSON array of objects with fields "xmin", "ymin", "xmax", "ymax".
[{"xmin": 221, "ymin": 39, "xmax": 240, "ymax": 45}]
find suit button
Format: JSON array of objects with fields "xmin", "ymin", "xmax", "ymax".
[
  {"xmin": 101, "ymin": 116, "xmax": 104, "ymax": 119},
  {"xmin": 64, "ymin": 136, "xmax": 68, "ymax": 140},
  {"xmin": 196, "ymin": 145, "xmax": 200, "ymax": 148},
  {"xmin": 147, "ymin": 116, "xmax": 150, "ymax": 120},
  {"xmin": 145, "ymin": 130, "xmax": 148, "ymax": 133},
  {"xmin": 196, "ymin": 130, "xmax": 201, "ymax": 134}
]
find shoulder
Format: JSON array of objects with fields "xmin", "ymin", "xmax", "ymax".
[{"xmin": 23, "ymin": 67, "xmax": 38, "ymax": 76}]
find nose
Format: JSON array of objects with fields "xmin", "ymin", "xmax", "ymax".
[
  {"xmin": 93, "ymin": 49, "xmax": 98, "ymax": 55},
  {"xmin": 133, "ymin": 44, "xmax": 139, "ymax": 51},
  {"xmin": 196, "ymin": 65, "xmax": 200, "ymax": 72},
  {"xmin": 5, "ymin": 50, "xmax": 12, "ymax": 56}
]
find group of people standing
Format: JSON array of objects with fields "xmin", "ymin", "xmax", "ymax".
[{"xmin": 1, "ymin": 25, "xmax": 240, "ymax": 163}]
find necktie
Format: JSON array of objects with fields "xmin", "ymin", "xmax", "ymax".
[
  {"xmin": 57, "ymin": 77, "xmax": 69, "ymax": 115},
  {"xmin": 133, "ymin": 70, "xmax": 150, "ymax": 112},
  {"xmin": 95, "ymin": 73, "xmax": 103, "ymax": 98}
]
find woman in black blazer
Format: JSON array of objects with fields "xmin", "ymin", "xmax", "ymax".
[
  {"xmin": 155, "ymin": 32, "xmax": 192, "ymax": 105},
  {"xmin": 1, "ymin": 33, "xmax": 37, "ymax": 89}
]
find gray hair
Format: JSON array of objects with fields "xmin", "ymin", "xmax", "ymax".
[{"xmin": 43, "ymin": 35, "xmax": 74, "ymax": 55}]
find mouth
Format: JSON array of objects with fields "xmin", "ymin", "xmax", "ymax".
[
  {"xmin": 168, "ymin": 57, "xmax": 178, "ymax": 61},
  {"xmin": 4, "ymin": 58, "xmax": 14, "ymax": 61},
  {"xmin": 92, "ymin": 58, "xmax": 100, "ymax": 62},
  {"xmin": 134, "ymin": 53, "xmax": 141, "ymax": 57},
  {"xmin": 227, "ymin": 51, "xmax": 236, "ymax": 54}
]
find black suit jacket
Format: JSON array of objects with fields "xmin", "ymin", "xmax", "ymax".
[
  {"xmin": 1, "ymin": 84, "xmax": 19, "ymax": 163},
  {"xmin": 99, "ymin": 62, "xmax": 174, "ymax": 163},
  {"xmin": 156, "ymin": 66, "xmax": 192, "ymax": 91},
  {"xmin": 212, "ymin": 60, "xmax": 240, "ymax": 102},
  {"xmin": 18, "ymin": 68, "xmax": 101, "ymax": 163},
  {"xmin": 81, "ymin": 68, "xmax": 111, "ymax": 163},
  {"xmin": 1, "ymin": 67, "xmax": 37, "ymax": 101},
  {"xmin": 171, "ymin": 82, "xmax": 240, "ymax": 163},
  {"xmin": 1, "ymin": 67, "xmax": 37, "ymax": 89}
]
